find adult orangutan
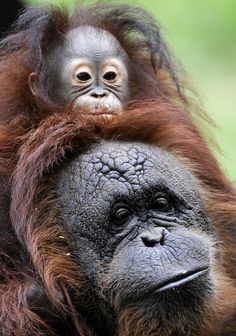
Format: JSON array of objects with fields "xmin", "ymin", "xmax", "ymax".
[{"xmin": 0, "ymin": 3, "xmax": 235, "ymax": 336}]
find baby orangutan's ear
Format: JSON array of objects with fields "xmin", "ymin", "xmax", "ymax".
[{"xmin": 29, "ymin": 72, "xmax": 39, "ymax": 96}]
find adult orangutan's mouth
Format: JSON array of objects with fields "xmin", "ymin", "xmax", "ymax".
[{"xmin": 155, "ymin": 267, "xmax": 209, "ymax": 293}]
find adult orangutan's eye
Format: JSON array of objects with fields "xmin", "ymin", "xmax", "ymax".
[
  {"xmin": 152, "ymin": 197, "xmax": 172, "ymax": 212},
  {"xmin": 112, "ymin": 206, "xmax": 132, "ymax": 226}
]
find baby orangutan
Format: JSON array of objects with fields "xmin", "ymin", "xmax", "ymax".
[{"xmin": 29, "ymin": 25, "xmax": 129, "ymax": 119}]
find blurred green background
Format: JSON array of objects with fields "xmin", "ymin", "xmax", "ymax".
[{"xmin": 22, "ymin": 1, "xmax": 236, "ymax": 183}]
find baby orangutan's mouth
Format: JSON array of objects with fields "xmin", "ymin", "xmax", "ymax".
[
  {"xmin": 91, "ymin": 109, "xmax": 117, "ymax": 119},
  {"xmin": 72, "ymin": 95, "xmax": 123, "ymax": 118},
  {"xmin": 86, "ymin": 106, "xmax": 123, "ymax": 121}
]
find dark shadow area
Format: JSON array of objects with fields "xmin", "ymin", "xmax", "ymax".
[{"xmin": 0, "ymin": 0, "xmax": 24, "ymax": 36}]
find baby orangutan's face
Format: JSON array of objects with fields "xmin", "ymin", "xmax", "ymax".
[{"xmin": 29, "ymin": 26, "xmax": 129, "ymax": 120}]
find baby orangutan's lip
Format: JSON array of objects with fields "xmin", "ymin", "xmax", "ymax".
[
  {"xmin": 92, "ymin": 113, "xmax": 115, "ymax": 121},
  {"xmin": 88, "ymin": 109, "xmax": 120, "ymax": 120}
]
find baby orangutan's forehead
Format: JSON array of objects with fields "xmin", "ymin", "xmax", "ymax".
[{"xmin": 65, "ymin": 26, "xmax": 127, "ymax": 60}]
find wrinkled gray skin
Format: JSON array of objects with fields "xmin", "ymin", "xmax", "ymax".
[
  {"xmin": 43, "ymin": 26, "xmax": 129, "ymax": 115},
  {"xmin": 56, "ymin": 141, "xmax": 216, "ymax": 335}
]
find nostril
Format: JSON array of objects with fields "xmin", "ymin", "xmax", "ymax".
[
  {"xmin": 141, "ymin": 229, "xmax": 165, "ymax": 247},
  {"xmin": 91, "ymin": 91, "xmax": 108, "ymax": 98},
  {"xmin": 142, "ymin": 236, "xmax": 158, "ymax": 247}
]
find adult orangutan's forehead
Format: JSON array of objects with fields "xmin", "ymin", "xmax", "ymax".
[{"xmin": 58, "ymin": 141, "xmax": 201, "ymax": 204}]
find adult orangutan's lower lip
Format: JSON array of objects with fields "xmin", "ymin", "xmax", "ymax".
[{"xmin": 155, "ymin": 267, "xmax": 209, "ymax": 292}]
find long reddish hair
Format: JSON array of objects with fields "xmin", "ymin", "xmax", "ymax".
[
  {"xmin": 0, "ymin": 100, "xmax": 234, "ymax": 335},
  {"xmin": 0, "ymin": 3, "xmax": 235, "ymax": 335}
]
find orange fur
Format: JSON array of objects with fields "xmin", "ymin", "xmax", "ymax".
[{"xmin": 0, "ymin": 3, "xmax": 235, "ymax": 335}]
